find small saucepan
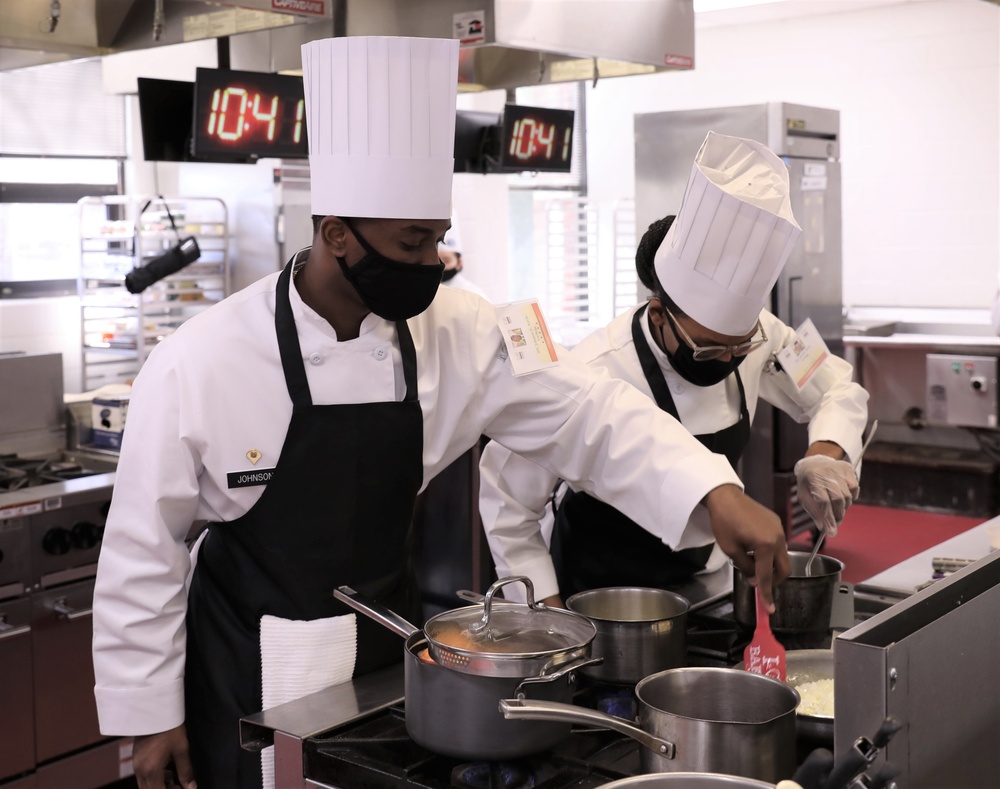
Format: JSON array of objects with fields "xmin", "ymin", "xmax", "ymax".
[
  {"xmin": 564, "ymin": 587, "xmax": 689, "ymax": 684},
  {"xmin": 502, "ymin": 666, "xmax": 800, "ymax": 782}
]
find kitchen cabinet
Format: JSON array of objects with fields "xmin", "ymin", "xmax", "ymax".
[{"xmin": 77, "ymin": 195, "xmax": 230, "ymax": 390}]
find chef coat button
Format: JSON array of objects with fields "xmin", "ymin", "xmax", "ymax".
[
  {"xmin": 373, "ymin": 346, "xmax": 389, "ymax": 361},
  {"xmin": 672, "ymin": 383, "xmax": 684, "ymax": 394},
  {"xmin": 309, "ymin": 353, "xmax": 323, "ymax": 365}
]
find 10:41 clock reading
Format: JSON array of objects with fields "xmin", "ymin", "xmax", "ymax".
[
  {"xmin": 206, "ymin": 87, "xmax": 304, "ymax": 146},
  {"xmin": 193, "ymin": 68, "xmax": 309, "ymax": 160},
  {"xmin": 500, "ymin": 104, "xmax": 575, "ymax": 173}
]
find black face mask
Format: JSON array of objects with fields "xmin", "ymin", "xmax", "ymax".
[
  {"xmin": 336, "ymin": 219, "xmax": 444, "ymax": 321},
  {"xmin": 660, "ymin": 314, "xmax": 746, "ymax": 387},
  {"xmin": 441, "ymin": 267, "xmax": 459, "ymax": 282}
]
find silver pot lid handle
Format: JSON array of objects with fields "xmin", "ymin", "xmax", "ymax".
[{"xmin": 469, "ymin": 576, "xmax": 537, "ymax": 634}]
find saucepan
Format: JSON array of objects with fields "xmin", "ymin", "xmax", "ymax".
[
  {"xmin": 564, "ymin": 587, "xmax": 690, "ymax": 684},
  {"xmin": 334, "ymin": 576, "xmax": 601, "ymax": 760},
  {"xmin": 501, "ymin": 666, "xmax": 800, "ymax": 781},
  {"xmin": 733, "ymin": 552, "xmax": 846, "ymax": 639}
]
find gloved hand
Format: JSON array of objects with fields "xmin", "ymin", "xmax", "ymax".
[{"xmin": 793, "ymin": 455, "xmax": 860, "ymax": 538}]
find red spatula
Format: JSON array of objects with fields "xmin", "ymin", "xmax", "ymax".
[{"xmin": 743, "ymin": 587, "xmax": 786, "ymax": 682}]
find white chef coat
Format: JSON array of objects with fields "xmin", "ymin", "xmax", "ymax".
[
  {"xmin": 92, "ymin": 273, "xmax": 741, "ymax": 737},
  {"xmin": 479, "ymin": 302, "xmax": 869, "ymax": 602}
]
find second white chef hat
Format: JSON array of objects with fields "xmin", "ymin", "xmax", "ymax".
[
  {"xmin": 301, "ymin": 36, "xmax": 459, "ymax": 220},
  {"xmin": 653, "ymin": 131, "xmax": 802, "ymax": 336}
]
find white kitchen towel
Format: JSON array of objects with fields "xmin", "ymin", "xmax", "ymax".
[{"xmin": 259, "ymin": 613, "xmax": 357, "ymax": 789}]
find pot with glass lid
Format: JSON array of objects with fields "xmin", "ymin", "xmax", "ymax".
[{"xmin": 333, "ymin": 576, "xmax": 600, "ymax": 759}]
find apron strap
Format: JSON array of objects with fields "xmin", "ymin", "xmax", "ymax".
[
  {"xmin": 275, "ymin": 250, "xmax": 421, "ymax": 407},
  {"xmin": 631, "ymin": 303, "xmax": 680, "ymax": 418},
  {"xmin": 275, "ymin": 254, "xmax": 312, "ymax": 408}
]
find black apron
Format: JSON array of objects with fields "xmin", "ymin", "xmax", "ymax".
[
  {"xmin": 551, "ymin": 303, "xmax": 751, "ymax": 597},
  {"xmin": 184, "ymin": 256, "xmax": 425, "ymax": 788}
]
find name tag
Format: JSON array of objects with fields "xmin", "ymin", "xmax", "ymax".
[
  {"xmin": 776, "ymin": 317, "xmax": 830, "ymax": 390},
  {"xmin": 227, "ymin": 468, "xmax": 276, "ymax": 488},
  {"xmin": 494, "ymin": 299, "xmax": 559, "ymax": 376}
]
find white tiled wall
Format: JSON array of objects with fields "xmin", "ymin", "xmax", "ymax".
[{"xmin": 0, "ymin": 298, "xmax": 82, "ymax": 392}]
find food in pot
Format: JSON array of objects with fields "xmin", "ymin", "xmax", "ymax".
[
  {"xmin": 417, "ymin": 647, "xmax": 436, "ymax": 664},
  {"xmin": 795, "ymin": 677, "xmax": 834, "ymax": 718}
]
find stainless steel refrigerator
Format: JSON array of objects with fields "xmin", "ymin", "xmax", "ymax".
[{"xmin": 634, "ymin": 103, "xmax": 843, "ymax": 534}]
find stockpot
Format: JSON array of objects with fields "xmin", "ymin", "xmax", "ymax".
[
  {"xmin": 502, "ymin": 666, "xmax": 800, "ymax": 782},
  {"xmin": 733, "ymin": 552, "xmax": 844, "ymax": 635},
  {"xmin": 565, "ymin": 587, "xmax": 689, "ymax": 684},
  {"xmin": 334, "ymin": 577, "xmax": 601, "ymax": 759}
]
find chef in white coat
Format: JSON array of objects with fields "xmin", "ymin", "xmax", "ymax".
[
  {"xmin": 480, "ymin": 131, "xmax": 869, "ymax": 605},
  {"xmin": 92, "ymin": 40, "xmax": 790, "ymax": 789},
  {"xmin": 438, "ymin": 231, "xmax": 489, "ymax": 300}
]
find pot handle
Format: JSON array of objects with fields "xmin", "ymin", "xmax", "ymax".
[
  {"xmin": 333, "ymin": 585, "xmax": 420, "ymax": 639},
  {"xmin": 514, "ymin": 655, "xmax": 604, "ymax": 694},
  {"xmin": 499, "ymin": 698, "xmax": 676, "ymax": 760}
]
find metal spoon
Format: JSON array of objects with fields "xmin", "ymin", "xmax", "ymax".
[{"xmin": 805, "ymin": 419, "xmax": 878, "ymax": 577}]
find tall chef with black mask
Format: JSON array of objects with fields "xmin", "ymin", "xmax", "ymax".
[
  {"xmin": 480, "ymin": 131, "xmax": 870, "ymax": 606},
  {"xmin": 92, "ymin": 40, "xmax": 795, "ymax": 789}
]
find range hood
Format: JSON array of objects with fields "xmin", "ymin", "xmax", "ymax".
[{"xmin": 0, "ymin": 0, "xmax": 695, "ymax": 91}]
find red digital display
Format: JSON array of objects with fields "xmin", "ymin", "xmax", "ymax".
[
  {"xmin": 193, "ymin": 68, "xmax": 308, "ymax": 161},
  {"xmin": 500, "ymin": 104, "xmax": 575, "ymax": 173}
]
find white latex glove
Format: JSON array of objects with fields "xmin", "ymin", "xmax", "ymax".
[{"xmin": 793, "ymin": 455, "xmax": 860, "ymax": 537}]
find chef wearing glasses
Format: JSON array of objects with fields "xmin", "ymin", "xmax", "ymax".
[{"xmin": 480, "ymin": 131, "xmax": 869, "ymax": 603}]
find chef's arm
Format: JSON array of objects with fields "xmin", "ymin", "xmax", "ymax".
[
  {"xmin": 803, "ymin": 440, "xmax": 846, "ymax": 460},
  {"xmin": 703, "ymin": 484, "xmax": 789, "ymax": 612},
  {"xmin": 479, "ymin": 440, "xmax": 563, "ymax": 603}
]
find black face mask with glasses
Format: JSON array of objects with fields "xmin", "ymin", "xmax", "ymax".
[
  {"xmin": 336, "ymin": 218, "xmax": 445, "ymax": 321},
  {"xmin": 658, "ymin": 304, "xmax": 767, "ymax": 388}
]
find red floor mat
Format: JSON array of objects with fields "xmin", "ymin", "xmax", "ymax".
[{"xmin": 787, "ymin": 504, "xmax": 985, "ymax": 584}]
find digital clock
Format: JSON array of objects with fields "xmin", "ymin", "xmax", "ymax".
[
  {"xmin": 193, "ymin": 68, "xmax": 308, "ymax": 161},
  {"xmin": 500, "ymin": 104, "xmax": 575, "ymax": 173}
]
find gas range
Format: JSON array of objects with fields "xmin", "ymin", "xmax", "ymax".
[{"xmin": 304, "ymin": 703, "xmax": 641, "ymax": 788}]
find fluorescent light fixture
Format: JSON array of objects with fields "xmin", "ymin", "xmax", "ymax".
[{"xmin": 694, "ymin": 0, "xmax": 784, "ymax": 12}]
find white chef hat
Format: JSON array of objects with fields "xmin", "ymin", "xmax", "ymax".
[
  {"xmin": 653, "ymin": 131, "xmax": 802, "ymax": 336},
  {"xmin": 300, "ymin": 36, "xmax": 459, "ymax": 219}
]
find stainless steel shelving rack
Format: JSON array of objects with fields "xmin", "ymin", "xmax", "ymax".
[{"xmin": 77, "ymin": 195, "xmax": 230, "ymax": 390}]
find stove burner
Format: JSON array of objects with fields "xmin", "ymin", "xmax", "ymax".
[
  {"xmin": 451, "ymin": 762, "xmax": 535, "ymax": 789},
  {"xmin": 0, "ymin": 454, "xmax": 101, "ymax": 490}
]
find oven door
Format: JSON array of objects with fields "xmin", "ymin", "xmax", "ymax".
[
  {"xmin": 0, "ymin": 596, "xmax": 35, "ymax": 781},
  {"xmin": 31, "ymin": 579, "xmax": 103, "ymax": 763}
]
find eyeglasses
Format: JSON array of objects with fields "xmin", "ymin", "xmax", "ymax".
[{"xmin": 662, "ymin": 306, "xmax": 767, "ymax": 361}]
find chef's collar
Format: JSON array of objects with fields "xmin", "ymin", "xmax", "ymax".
[{"xmin": 287, "ymin": 255, "xmax": 383, "ymax": 341}]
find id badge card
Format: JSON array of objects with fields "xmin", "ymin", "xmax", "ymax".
[
  {"xmin": 494, "ymin": 299, "xmax": 559, "ymax": 376},
  {"xmin": 776, "ymin": 317, "xmax": 830, "ymax": 390}
]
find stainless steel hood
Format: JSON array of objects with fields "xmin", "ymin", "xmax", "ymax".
[{"xmin": 0, "ymin": 0, "xmax": 695, "ymax": 91}]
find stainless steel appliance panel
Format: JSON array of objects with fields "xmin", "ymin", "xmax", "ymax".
[
  {"xmin": 0, "ymin": 517, "xmax": 31, "ymax": 592},
  {"xmin": 30, "ymin": 579, "xmax": 102, "ymax": 763},
  {"xmin": 0, "ymin": 596, "xmax": 35, "ymax": 782},
  {"xmin": 0, "ymin": 353, "xmax": 64, "ymax": 441},
  {"xmin": 30, "ymin": 491, "xmax": 110, "ymax": 587},
  {"xmin": 836, "ymin": 550, "xmax": 1000, "ymax": 786}
]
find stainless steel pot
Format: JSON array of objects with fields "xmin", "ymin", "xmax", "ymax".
[
  {"xmin": 404, "ymin": 632, "xmax": 593, "ymax": 759},
  {"xmin": 733, "ymin": 552, "xmax": 844, "ymax": 634},
  {"xmin": 336, "ymin": 576, "xmax": 597, "ymax": 677},
  {"xmin": 600, "ymin": 775, "xmax": 775, "ymax": 788},
  {"xmin": 502, "ymin": 667, "xmax": 799, "ymax": 781},
  {"xmin": 565, "ymin": 587, "xmax": 689, "ymax": 684},
  {"xmin": 333, "ymin": 579, "xmax": 601, "ymax": 759},
  {"xmin": 735, "ymin": 649, "xmax": 834, "ymax": 745}
]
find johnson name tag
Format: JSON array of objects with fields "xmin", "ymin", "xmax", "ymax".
[{"xmin": 227, "ymin": 468, "xmax": 276, "ymax": 488}]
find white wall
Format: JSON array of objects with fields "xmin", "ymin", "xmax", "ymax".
[{"xmin": 584, "ymin": 0, "xmax": 999, "ymax": 310}]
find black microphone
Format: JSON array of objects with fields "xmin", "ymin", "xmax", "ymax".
[{"xmin": 124, "ymin": 237, "xmax": 201, "ymax": 295}]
